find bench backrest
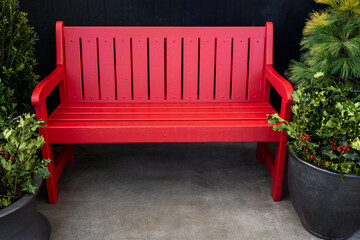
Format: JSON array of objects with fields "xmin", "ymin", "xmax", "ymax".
[{"xmin": 56, "ymin": 22, "xmax": 273, "ymax": 103}]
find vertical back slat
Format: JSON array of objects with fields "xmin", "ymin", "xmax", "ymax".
[
  {"xmin": 231, "ymin": 38, "xmax": 248, "ymax": 101},
  {"xmin": 132, "ymin": 38, "xmax": 148, "ymax": 101},
  {"xmin": 149, "ymin": 38, "xmax": 165, "ymax": 101},
  {"xmin": 64, "ymin": 38, "xmax": 83, "ymax": 102},
  {"xmin": 82, "ymin": 38, "xmax": 99, "ymax": 100},
  {"xmin": 199, "ymin": 38, "xmax": 215, "ymax": 101},
  {"xmin": 166, "ymin": 38, "xmax": 182, "ymax": 101},
  {"xmin": 115, "ymin": 38, "xmax": 132, "ymax": 100},
  {"xmin": 248, "ymin": 38, "xmax": 265, "ymax": 101},
  {"xmin": 183, "ymin": 38, "xmax": 198, "ymax": 101},
  {"xmin": 98, "ymin": 38, "xmax": 116, "ymax": 100},
  {"xmin": 215, "ymin": 38, "xmax": 232, "ymax": 101}
]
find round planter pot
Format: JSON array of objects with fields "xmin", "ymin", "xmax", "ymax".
[
  {"xmin": 0, "ymin": 175, "xmax": 50, "ymax": 240},
  {"xmin": 288, "ymin": 150, "xmax": 360, "ymax": 240}
]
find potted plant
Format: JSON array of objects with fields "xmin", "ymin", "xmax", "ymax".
[
  {"xmin": 289, "ymin": 0, "xmax": 360, "ymax": 90},
  {"xmin": 268, "ymin": 73, "xmax": 360, "ymax": 239},
  {"xmin": 0, "ymin": 1, "xmax": 51, "ymax": 239},
  {"xmin": 0, "ymin": 114, "xmax": 51, "ymax": 240}
]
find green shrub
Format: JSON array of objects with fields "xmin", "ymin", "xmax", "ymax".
[
  {"xmin": 289, "ymin": 0, "xmax": 360, "ymax": 88},
  {"xmin": 268, "ymin": 73, "xmax": 360, "ymax": 175},
  {"xmin": 0, "ymin": 114, "xmax": 50, "ymax": 208},
  {"xmin": 0, "ymin": 0, "xmax": 39, "ymax": 114}
]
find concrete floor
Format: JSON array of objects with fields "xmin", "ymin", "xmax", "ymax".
[{"xmin": 36, "ymin": 143, "xmax": 360, "ymax": 240}]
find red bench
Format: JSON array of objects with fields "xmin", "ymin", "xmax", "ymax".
[{"xmin": 32, "ymin": 21, "xmax": 293, "ymax": 204}]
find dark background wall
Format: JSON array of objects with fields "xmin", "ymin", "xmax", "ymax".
[{"xmin": 20, "ymin": 0, "xmax": 319, "ymax": 80}]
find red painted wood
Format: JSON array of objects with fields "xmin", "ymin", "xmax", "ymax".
[
  {"xmin": 56, "ymin": 21, "xmax": 65, "ymax": 66},
  {"xmin": 64, "ymin": 27, "xmax": 266, "ymax": 39},
  {"xmin": 199, "ymin": 38, "xmax": 215, "ymax": 101},
  {"xmin": 265, "ymin": 22, "xmax": 273, "ymax": 66},
  {"xmin": 265, "ymin": 66, "xmax": 293, "ymax": 104},
  {"xmin": 34, "ymin": 102, "xmax": 58, "ymax": 204},
  {"xmin": 149, "ymin": 38, "xmax": 165, "ymax": 101},
  {"xmin": 231, "ymin": 38, "xmax": 248, "ymax": 101},
  {"xmin": 66, "ymin": 144, "xmax": 75, "ymax": 163},
  {"xmin": 272, "ymin": 132, "xmax": 288, "ymax": 201},
  {"xmin": 50, "ymin": 113, "xmax": 275, "ymax": 121},
  {"xmin": 166, "ymin": 38, "xmax": 182, "ymax": 101},
  {"xmin": 256, "ymin": 143, "xmax": 264, "ymax": 163},
  {"xmin": 52, "ymin": 103, "xmax": 275, "ymax": 114},
  {"xmin": 82, "ymin": 38, "xmax": 99, "ymax": 100},
  {"xmin": 64, "ymin": 37, "xmax": 83, "ymax": 102},
  {"xmin": 33, "ymin": 23, "xmax": 296, "ymax": 203},
  {"xmin": 257, "ymin": 142, "xmax": 275, "ymax": 179},
  {"xmin": 45, "ymin": 121, "xmax": 279, "ymax": 144},
  {"xmin": 263, "ymin": 22, "xmax": 274, "ymax": 102},
  {"xmin": 115, "ymin": 38, "xmax": 132, "ymax": 100},
  {"xmin": 56, "ymin": 21, "xmax": 67, "ymax": 103},
  {"xmin": 44, "ymin": 143, "xmax": 58, "ymax": 204},
  {"xmin": 183, "ymin": 38, "xmax": 199, "ymax": 101},
  {"xmin": 55, "ymin": 102, "xmax": 272, "ymax": 109},
  {"xmin": 247, "ymin": 38, "xmax": 265, "ymax": 101},
  {"xmin": 132, "ymin": 38, "xmax": 148, "ymax": 101},
  {"xmin": 31, "ymin": 67, "xmax": 65, "ymax": 105},
  {"xmin": 98, "ymin": 38, "xmax": 116, "ymax": 100},
  {"xmin": 54, "ymin": 144, "xmax": 73, "ymax": 183},
  {"xmin": 215, "ymin": 38, "xmax": 232, "ymax": 101}
]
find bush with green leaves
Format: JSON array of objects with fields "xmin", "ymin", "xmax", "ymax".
[
  {"xmin": 0, "ymin": 114, "xmax": 50, "ymax": 208},
  {"xmin": 289, "ymin": 0, "xmax": 360, "ymax": 88},
  {"xmin": 268, "ymin": 73, "xmax": 360, "ymax": 175},
  {"xmin": 0, "ymin": 0, "xmax": 39, "ymax": 114},
  {"xmin": 0, "ymin": 79, "xmax": 16, "ymax": 127}
]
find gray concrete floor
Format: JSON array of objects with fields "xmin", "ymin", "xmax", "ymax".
[{"xmin": 36, "ymin": 143, "xmax": 360, "ymax": 240}]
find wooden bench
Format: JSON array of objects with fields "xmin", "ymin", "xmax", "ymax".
[{"xmin": 31, "ymin": 21, "xmax": 293, "ymax": 204}]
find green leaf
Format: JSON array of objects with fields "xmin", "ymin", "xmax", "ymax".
[
  {"xmin": 343, "ymin": 152, "xmax": 359, "ymax": 161},
  {"xmin": 3, "ymin": 129, "xmax": 12, "ymax": 139},
  {"xmin": 322, "ymin": 149, "xmax": 337, "ymax": 160},
  {"xmin": 335, "ymin": 102, "xmax": 344, "ymax": 112},
  {"xmin": 314, "ymin": 72, "xmax": 324, "ymax": 78},
  {"xmin": 351, "ymin": 139, "xmax": 360, "ymax": 151},
  {"xmin": 23, "ymin": 179, "xmax": 37, "ymax": 194},
  {"xmin": 273, "ymin": 123, "xmax": 288, "ymax": 132},
  {"xmin": 1, "ymin": 159, "xmax": 12, "ymax": 171},
  {"xmin": 35, "ymin": 167, "xmax": 50, "ymax": 178},
  {"xmin": 292, "ymin": 91, "xmax": 300, "ymax": 103}
]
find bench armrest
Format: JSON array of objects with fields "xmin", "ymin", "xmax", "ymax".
[
  {"xmin": 31, "ymin": 66, "xmax": 65, "ymax": 106},
  {"xmin": 265, "ymin": 66, "xmax": 293, "ymax": 105}
]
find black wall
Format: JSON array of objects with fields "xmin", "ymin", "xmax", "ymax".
[{"xmin": 20, "ymin": 0, "xmax": 319, "ymax": 79}]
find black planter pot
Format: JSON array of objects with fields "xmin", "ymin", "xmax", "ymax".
[
  {"xmin": 0, "ymin": 176, "xmax": 50, "ymax": 240},
  {"xmin": 288, "ymin": 150, "xmax": 360, "ymax": 240}
]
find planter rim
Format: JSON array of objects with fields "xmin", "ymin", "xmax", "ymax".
[
  {"xmin": 289, "ymin": 149, "xmax": 360, "ymax": 179},
  {"xmin": 0, "ymin": 175, "xmax": 42, "ymax": 217}
]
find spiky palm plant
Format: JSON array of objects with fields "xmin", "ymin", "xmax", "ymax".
[{"xmin": 289, "ymin": 0, "xmax": 360, "ymax": 88}]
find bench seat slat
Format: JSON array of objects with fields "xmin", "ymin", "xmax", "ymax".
[
  {"xmin": 56, "ymin": 102, "xmax": 273, "ymax": 109},
  {"xmin": 53, "ymin": 107, "xmax": 274, "ymax": 115},
  {"xmin": 46, "ymin": 120, "xmax": 279, "ymax": 143},
  {"xmin": 49, "ymin": 113, "xmax": 275, "ymax": 121},
  {"xmin": 51, "ymin": 103, "xmax": 276, "ymax": 116}
]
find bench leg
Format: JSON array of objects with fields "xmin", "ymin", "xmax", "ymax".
[
  {"xmin": 256, "ymin": 143, "xmax": 265, "ymax": 163},
  {"xmin": 257, "ymin": 137, "xmax": 287, "ymax": 201},
  {"xmin": 67, "ymin": 144, "xmax": 75, "ymax": 163},
  {"xmin": 271, "ymin": 131, "xmax": 289, "ymax": 201},
  {"xmin": 42, "ymin": 143, "xmax": 59, "ymax": 204}
]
